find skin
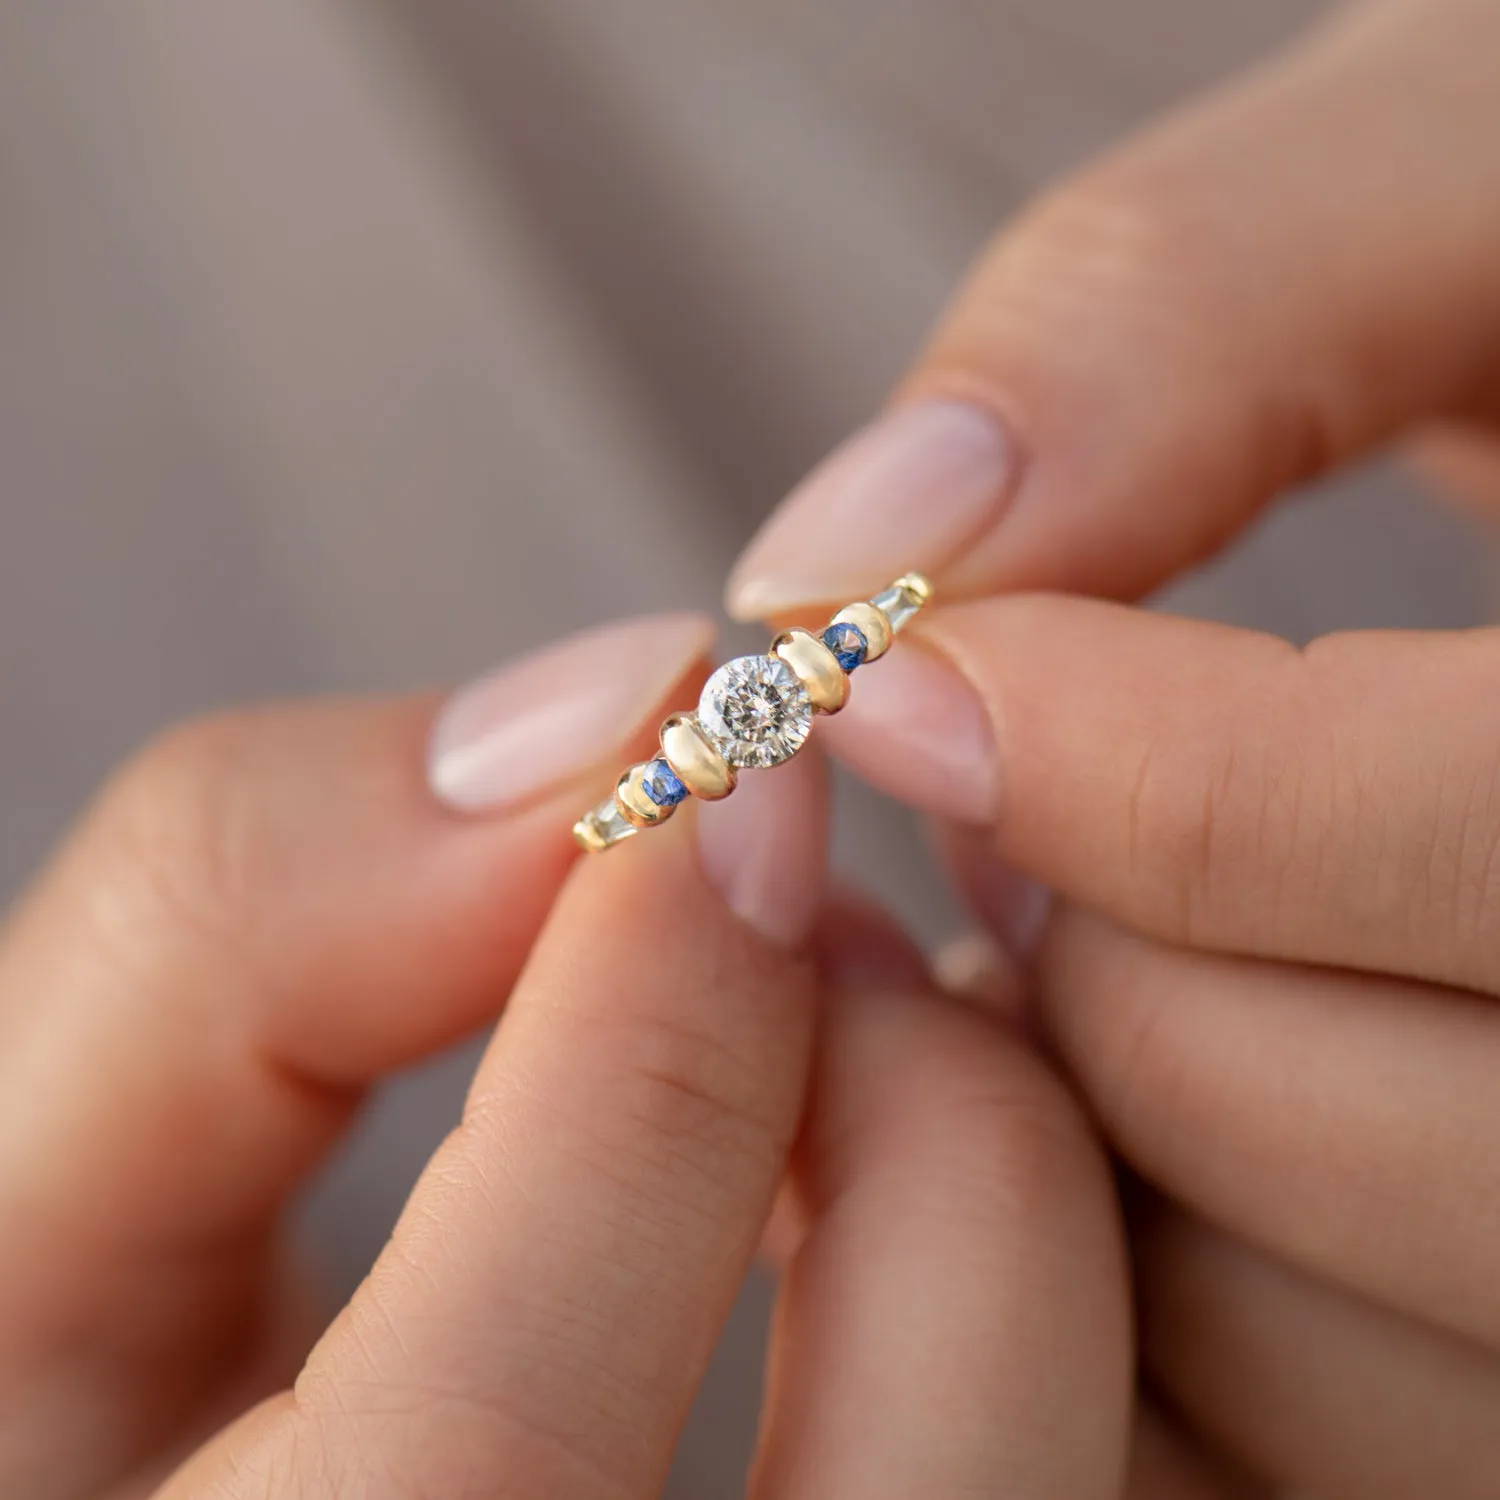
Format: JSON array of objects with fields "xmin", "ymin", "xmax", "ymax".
[
  {"xmin": 9, "ymin": 0, "xmax": 1500, "ymax": 1494},
  {"xmin": 738, "ymin": 2, "xmax": 1500, "ymax": 1488},
  {"xmin": 907, "ymin": 599, "xmax": 1500, "ymax": 1496},
  {"xmin": 0, "ymin": 699, "xmax": 1130, "ymax": 1499},
  {"xmin": 901, "ymin": 0, "xmax": 1500, "ymax": 602},
  {"xmin": 733, "ymin": 0, "xmax": 1500, "ymax": 1492}
]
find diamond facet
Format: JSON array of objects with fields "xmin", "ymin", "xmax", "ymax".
[
  {"xmin": 698, "ymin": 654, "xmax": 813, "ymax": 769},
  {"xmin": 642, "ymin": 757, "xmax": 689, "ymax": 807},
  {"xmin": 821, "ymin": 622, "xmax": 868, "ymax": 673}
]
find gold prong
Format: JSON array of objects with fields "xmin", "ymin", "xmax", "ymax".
[
  {"xmin": 831, "ymin": 601, "xmax": 893, "ymax": 661},
  {"xmin": 661, "ymin": 714, "xmax": 737, "ymax": 801},
  {"xmin": 892, "ymin": 571, "xmax": 933, "ymax": 606},
  {"xmin": 576, "ymin": 789, "xmax": 643, "ymax": 850},
  {"xmin": 772, "ymin": 627, "xmax": 848, "ymax": 714},
  {"xmin": 616, "ymin": 765, "xmax": 676, "ymax": 828},
  {"xmin": 573, "ymin": 817, "xmax": 609, "ymax": 853}
]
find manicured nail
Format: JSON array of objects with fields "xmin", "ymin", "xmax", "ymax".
[
  {"xmin": 818, "ymin": 635, "xmax": 999, "ymax": 823},
  {"xmin": 428, "ymin": 613, "xmax": 714, "ymax": 813},
  {"xmin": 931, "ymin": 932, "xmax": 1027, "ymax": 1023},
  {"xmin": 698, "ymin": 751, "xmax": 828, "ymax": 949},
  {"xmin": 726, "ymin": 400, "xmax": 1015, "ymax": 620}
]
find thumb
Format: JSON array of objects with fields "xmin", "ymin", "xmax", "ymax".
[{"xmin": 727, "ymin": 0, "xmax": 1500, "ymax": 615}]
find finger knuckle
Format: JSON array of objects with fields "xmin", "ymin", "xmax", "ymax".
[
  {"xmin": 1410, "ymin": 738, "xmax": 1500, "ymax": 952},
  {"xmin": 599, "ymin": 1006, "xmax": 792, "ymax": 1204},
  {"xmin": 1119, "ymin": 732, "xmax": 1235, "ymax": 948},
  {"xmin": 961, "ymin": 1061, "xmax": 1093, "ymax": 1221},
  {"xmin": 301, "ymin": 1251, "xmax": 640, "ymax": 1500},
  {"xmin": 1299, "ymin": 633, "xmax": 1500, "ymax": 968},
  {"xmin": 896, "ymin": 1016, "xmax": 1095, "ymax": 1229},
  {"xmin": 1118, "ymin": 642, "xmax": 1314, "ymax": 951},
  {"xmin": 1090, "ymin": 971, "xmax": 1193, "ymax": 1154},
  {"xmin": 459, "ymin": 1001, "xmax": 793, "ymax": 1238},
  {"xmin": 947, "ymin": 162, "xmax": 1339, "ymax": 492},
  {"xmin": 96, "ymin": 711, "xmax": 269, "ymax": 960},
  {"xmin": 1013, "ymin": 165, "xmax": 1230, "ymax": 356}
]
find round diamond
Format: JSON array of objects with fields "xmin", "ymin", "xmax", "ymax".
[{"xmin": 698, "ymin": 655, "xmax": 813, "ymax": 769}]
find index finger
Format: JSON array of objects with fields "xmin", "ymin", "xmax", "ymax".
[
  {"xmin": 823, "ymin": 593, "xmax": 1500, "ymax": 993},
  {"xmin": 161, "ymin": 754, "xmax": 828, "ymax": 1499}
]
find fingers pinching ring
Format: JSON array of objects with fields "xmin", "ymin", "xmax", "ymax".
[{"xmin": 573, "ymin": 574, "xmax": 933, "ymax": 852}]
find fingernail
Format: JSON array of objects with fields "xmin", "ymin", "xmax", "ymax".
[
  {"xmin": 428, "ymin": 613, "xmax": 714, "ymax": 813},
  {"xmin": 818, "ymin": 635, "xmax": 999, "ymax": 822},
  {"xmin": 931, "ymin": 932, "xmax": 1027, "ymax": 1023},
  {"xmin": 726, "ymin": 400, "xmax": 1016, "ymax": 620},
  {"xmin": 941, "ymin": 823, "xmax": 1053, "ymax": 961},
  {"xmin": 698, "ymin": 751, "xmax": 828, "ymax": 949}
]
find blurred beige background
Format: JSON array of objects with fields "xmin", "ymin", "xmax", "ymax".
[{"xmin": 0, "ymin": 2, "xmax": 1488, "ymax": 1490}]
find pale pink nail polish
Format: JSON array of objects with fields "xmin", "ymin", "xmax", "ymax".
[
  {"xmin": 726, "ymin": 400, "xmax": 1015, "ymax": 620},
  {"xmin": 930, "ymin": 932, "xmax": 1029, "ymax": 1026},
  {"xmin": 428, "ymin": 613, "xmax": 714, "ymax": 813},
  {"xmin": 697, "ymin": 751, "xmax": 828, "ymax": 949},
  {"xmin": 818, "ymin": 636, "xmax": 999, "ymax": 823}
]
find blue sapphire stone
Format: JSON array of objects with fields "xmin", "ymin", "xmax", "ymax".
[
  {"xmin": 821, "ymin": 622, "xmax": 868, "ymax": 673},
  {"xmin": 642, "ymin": 757, "xmax": 689, "ymax": 807}
]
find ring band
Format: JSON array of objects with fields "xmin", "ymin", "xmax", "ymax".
[{"xmin": 573, "ymin": 573, "xmax": 933, "ymax": 853}]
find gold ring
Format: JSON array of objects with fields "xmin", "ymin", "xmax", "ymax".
[{"xmin": 574, "ymin": 573, "xmax": 933, "ymax": 852}]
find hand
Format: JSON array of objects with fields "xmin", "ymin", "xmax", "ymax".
[
  {"xmin": 725, "ymin": 0, "xmax": 1500, "ymax": 621},
  {"xmin": 719, "ymin": 1, "xmax": 1500, "ymax": 1494},
  {"xmin": 0, "ymin": 615, "xmax": 1130, "ymax": 1500},
  {"xmin": 792, "ymin": 590, "xmax": 1500, "ymax": 1498}
]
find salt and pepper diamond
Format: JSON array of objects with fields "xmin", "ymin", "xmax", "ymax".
[
  {"xmin": 698, "ymin": 654, "xmax": 814, "ymax": 769},
  {"xmin": 575, "ymin": 574, "xmax": 931, "ymax": 852},
  {"xmin": 821, "ymin": 621, "xmax": 868, "ymax": 673},
  {"xmin": 642, "ymin": 757, "xmax": 689, "ymax": 807}
]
